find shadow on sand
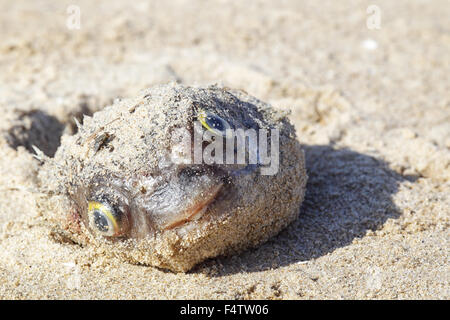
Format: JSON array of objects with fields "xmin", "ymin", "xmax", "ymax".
[
  {"xmin": 5, "ymin": 110, "xmax": 64, "ymax": 157},
  {"xmin": 196, "ymin": 144, "xmax": 416, "ymax": 275}
]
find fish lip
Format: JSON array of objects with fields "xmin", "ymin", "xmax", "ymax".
[{"xmin": 164, "ymin": 183, "xmax": 223, "ymax": 230}]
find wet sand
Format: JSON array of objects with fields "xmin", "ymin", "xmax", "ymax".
[{"xmin": 0, "ymin": 0, "xmax": 448, "ymax": 299}]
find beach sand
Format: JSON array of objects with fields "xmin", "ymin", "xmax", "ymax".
[{"xmin": 0, "ymin": 0, "xmax": 448, "ymax": 299}]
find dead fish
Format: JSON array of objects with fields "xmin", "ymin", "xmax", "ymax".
[{"xmin": 38, "ymin": 83, "xmax": 307, "ymax": 272}]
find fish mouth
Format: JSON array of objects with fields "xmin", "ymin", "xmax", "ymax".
[
  {"xmin": 164, "ymin": 183, "xmax": 223, "ymax": 230},
  {"xmin": 74, "ymin": 169, "xmax": 227, "ymax": 239}
]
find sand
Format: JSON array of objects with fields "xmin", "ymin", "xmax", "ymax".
[{"xmin": 0, "ymin": 0, "xmax": 448, "ymax": 299}]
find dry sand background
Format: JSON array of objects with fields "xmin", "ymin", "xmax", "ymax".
[{"xmin": 0, "ymin": 0, "xmax": 448, "ymax": 299}]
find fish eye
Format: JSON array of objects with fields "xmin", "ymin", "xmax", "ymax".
[
  {"xmin": 198, "ymin": 110, "xmax": 231, "ymax": 136},
  {"xmin": 88, "ymin": 201, "xmax": 124, "ymax": 237}
]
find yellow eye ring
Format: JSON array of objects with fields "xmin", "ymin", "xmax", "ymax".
[
  {"xmin": 88, "ymin": 201, "xmax": 119, "ymax": 237},
  {"xmin": 198, "ymin": 110, "xmax": 231, "ymax": 136}
]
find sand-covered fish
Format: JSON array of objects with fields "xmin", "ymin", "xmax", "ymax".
[{"xmin": 37, "ymin": 83, "xmax": 307, "ymax": 272}]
